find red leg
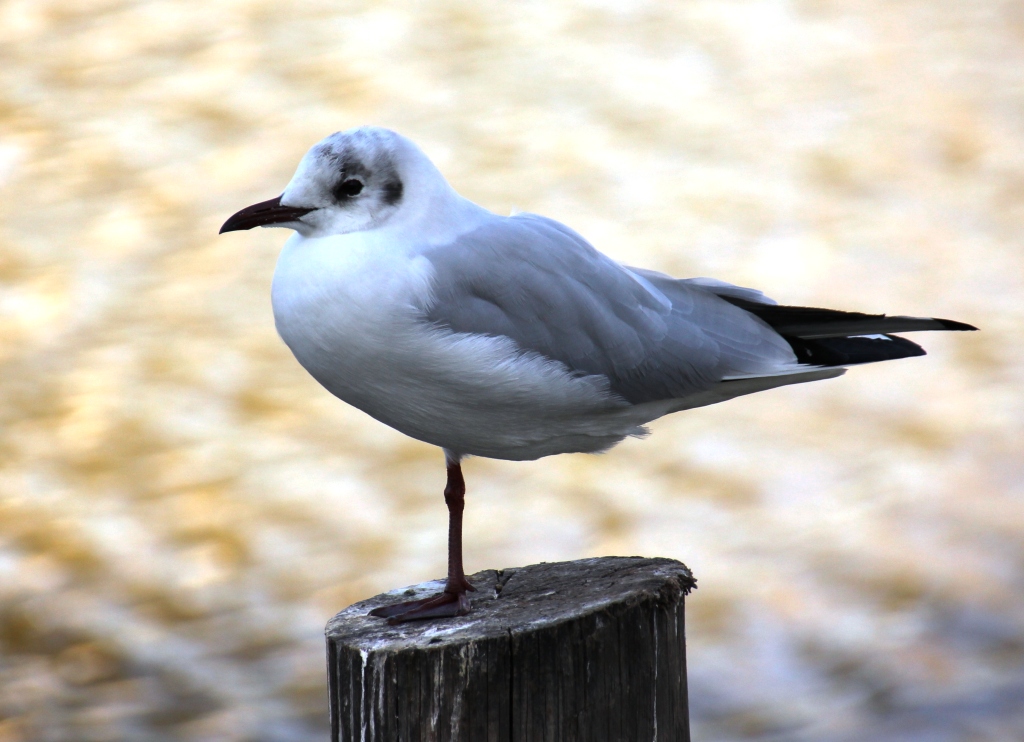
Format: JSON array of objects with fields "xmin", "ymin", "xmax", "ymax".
[
  {"xmin": 442, "ymin": 457, "xmax": 475, "ymax": 595},
  {"xmin": 369, "ymin": 453, "xmax": 476, "ymax": 623}
]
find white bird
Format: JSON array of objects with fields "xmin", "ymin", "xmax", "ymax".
[{"xmin": 220, "ymin": 126, "xmax": 975, "ymax": 622}]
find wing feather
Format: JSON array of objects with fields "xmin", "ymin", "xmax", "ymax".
[{"xmin": 421, "ymin": 213, "xmax": 799, "ymax": 404}]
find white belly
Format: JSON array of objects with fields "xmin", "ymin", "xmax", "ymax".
[{"xmin": 270, "ymin": 234, "xmax": 658, "ymax": 460}]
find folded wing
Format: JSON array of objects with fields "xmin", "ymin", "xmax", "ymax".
[{"xmin": 420, "ymin": 213, "xmax": 976, "ymax": 407}]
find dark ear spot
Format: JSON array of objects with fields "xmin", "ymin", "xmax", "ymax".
[{"xmin": 382, "ymin": 178, "xmax": 403, "ymax": 206}]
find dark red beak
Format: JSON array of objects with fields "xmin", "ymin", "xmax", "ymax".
[{"xmin": 219, "ymin": 195, "xmax": 314, "ymax": 233}]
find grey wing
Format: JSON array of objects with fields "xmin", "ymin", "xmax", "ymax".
[
  {"xmin": 627, "ymin": 267, "xmax": 780, "ymax": 305},
  {"xmin": 421, "ymin": 213, "xmax": 798, "ymax": 404}
]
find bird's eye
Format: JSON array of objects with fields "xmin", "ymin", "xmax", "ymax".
[{"xmin": 334, "ymin": 179, "xmax": 364, "ymax": 199}]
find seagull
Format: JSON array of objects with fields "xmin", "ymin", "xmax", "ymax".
[{"xmin": 220, "ymin": 126, "xmax": 976, "ymax": 623}]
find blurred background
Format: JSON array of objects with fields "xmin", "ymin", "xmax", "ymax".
[{"xmin": 1, "ymin": 0, "xmax": 1022, "ymax": 740}]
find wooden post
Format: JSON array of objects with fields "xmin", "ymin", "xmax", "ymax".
[{"xmin": 325, "ymin": 556, "xmax": 695, "ymax": 742}]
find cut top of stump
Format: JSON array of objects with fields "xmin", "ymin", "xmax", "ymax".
[{"xmin": 326, "ymin": 556, "xmax": 695, "ymax": 652}]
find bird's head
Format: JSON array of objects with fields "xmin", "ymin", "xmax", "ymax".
[{"xmin": 220, "ymin": 127, "xmax": 436, "ymax": 238}]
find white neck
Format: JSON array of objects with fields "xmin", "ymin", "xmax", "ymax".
[{"xmin": 376, "ymin": 139, "xmax": 493, "ymax": 246}]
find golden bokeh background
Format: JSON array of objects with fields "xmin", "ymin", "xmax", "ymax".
[{"xmin": 1, "ymin": 1, "xmax": 1022, "ymax": 740}]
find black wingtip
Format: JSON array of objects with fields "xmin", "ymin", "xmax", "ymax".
[
  {"xmin": 788, "ymin": 334, "xmax": 927, "ymax": 366},
  {"xmin": 934, "ymin": 318, "xmax": 978, "ymax": 332}
]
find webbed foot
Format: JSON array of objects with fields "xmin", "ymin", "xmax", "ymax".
[{"xmin": 369, "ymin": 589, "xmax": 472, "ymax": 624}]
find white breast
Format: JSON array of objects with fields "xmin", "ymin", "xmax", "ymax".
[{"xmin": 270, "ymin": 232, "xmax": 659, "ymax": 460}]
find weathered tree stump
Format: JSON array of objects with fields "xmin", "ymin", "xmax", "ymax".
[{"xmin": 326, "ymin": 556, "xmax": 696, "ymax": 742}]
